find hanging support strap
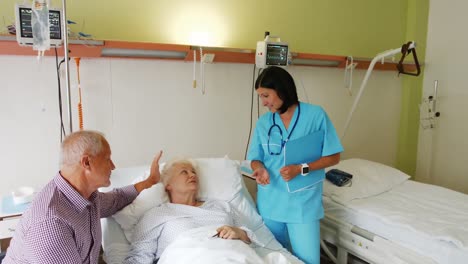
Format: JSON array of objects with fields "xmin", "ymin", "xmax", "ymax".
[{"xmin": 397, "ymin": 41, "xmax": 421, "ymax": 76}]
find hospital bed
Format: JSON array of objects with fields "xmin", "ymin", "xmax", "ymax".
[
  {"xmin": 320, "ymin": 158, "xmax": 468, "ymax": 264},
  {"xmin": 99, "ymin": 157, "xmax": 303, "ymax": 264}
]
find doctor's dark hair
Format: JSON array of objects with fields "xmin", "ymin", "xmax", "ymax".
[{"xmin": 255, "ymin": 66, "xmax": 299, "ymax": 114}]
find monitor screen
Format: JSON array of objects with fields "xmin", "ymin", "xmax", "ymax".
[
  {"xmin": 266, "ymin": 44, "xmax": 288, "ymax": 66},
  {"xmin": 16, "ymin": 5, "xmax": 63, "ymax": 46}
]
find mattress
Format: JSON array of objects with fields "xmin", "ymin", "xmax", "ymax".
[{"xmin": 323, "ymin": 180, "xmax": 468, "ymax": 264}]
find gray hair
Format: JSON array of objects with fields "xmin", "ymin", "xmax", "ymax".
[
  {"xmin": 160, "ymin": 157, "xmax": 199, "ymax": 186},
  {"xmin": 60, "ymin": 130, "xmax": 107, "ymax": 166}
]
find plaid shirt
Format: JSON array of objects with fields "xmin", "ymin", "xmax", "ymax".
[{"xmin": 3, "ymin": 173, "xmax": 138, "ymax": 264}]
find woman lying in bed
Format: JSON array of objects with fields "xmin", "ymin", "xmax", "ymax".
[{"xmin": 123, "ymin": 157, "xmax": 258, "ymax": 264}]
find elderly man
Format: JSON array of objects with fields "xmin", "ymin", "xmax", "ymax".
[{"xmin": 3, "ymin": 130, "xmax": 162, "ymax": 264}]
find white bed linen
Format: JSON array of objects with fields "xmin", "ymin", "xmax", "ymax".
[
  {"xmin": 102, "ymin": 194, "xmax": 301, "ymax": 263},
  {"xmin": 323, "ymin": 180, "xmax": 468, "ymax": 264},
  {"xmin": 324, "ymin": 158, "xmax": 409, "ymax": 204},
  {"xmin": 158, "ymin": 225, "xmax": 294, "ymax": 264},
  {"xmin": 100, "ymin": 162, "xmax": 303, "ymax": 264},
  {"xmin": 101, "ymin": 228, "xmax": 294, "ymax": 264}
]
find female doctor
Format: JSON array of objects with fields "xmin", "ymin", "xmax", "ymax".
[{"xmin": 247, "ymin": 66, "xmax": 343, "ymax": 264}]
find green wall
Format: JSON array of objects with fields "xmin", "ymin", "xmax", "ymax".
[
  {"xmin": 396, "ymin": 0, "xmax": 429, "ymax": 176},
  {"xmin": 2, "ymin": 0, "xmax": 411, "ymax": 57},
  {"xmin": 0, "ymin": 0, "xmax": 429, "ymax": 174}
]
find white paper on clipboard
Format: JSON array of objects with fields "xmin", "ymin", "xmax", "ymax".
[
  {"xmin": 284, "ymin": 130, "xmax": 324, "ymax": 193},
  {"xmin": 240, "ymin": 160, "xmax": 255, "ymax": 180}
]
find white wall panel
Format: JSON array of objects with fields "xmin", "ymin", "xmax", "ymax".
[
  {"xmin": 416, "ymin": 0, "xmax": 468, "ymax": 193},
  {"xmin": 0, "ymin": 56, "xmax": 402, "ymax": 196}
]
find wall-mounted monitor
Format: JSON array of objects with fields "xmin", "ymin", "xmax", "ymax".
[
  {"xmin": 256, "ymin": 41, "xmax": 289, "ymax": 69},
  {"xmin": 15, "ymin": 4, "xmax": 63, "ymax": 47},
  {"xmin": 265, "ymin": 43, "xmax": 288, "ymax": 66}
]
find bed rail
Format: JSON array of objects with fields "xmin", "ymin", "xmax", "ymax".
[{"xmin": 351, "ymin": 226, "xmax": 375, "ymax": 242}]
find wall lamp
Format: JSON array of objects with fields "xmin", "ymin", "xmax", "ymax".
[
  {"xmin": 291, "ymin": 58, "xmax": 341, "ymax": 67},
  {"xmin": 101, "ymin": 48, "xmax": 187, "ymax": 59}
]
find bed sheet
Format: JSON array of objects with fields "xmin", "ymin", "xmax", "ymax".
[
  {"xmin": 100, "ymin": 162, "xmax": 303, "ymax": 264},
  {"xmin": 323, "ymin": 180, "xmax": 468, "ymax": 264},
  {"xmin": 102, "ymin": 192, "xmax": 302, "ymax": 263}
]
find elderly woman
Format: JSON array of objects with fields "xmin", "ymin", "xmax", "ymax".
[{"xmin": 123, "ymin": 157, "xmax": 255, "ymax": 264}]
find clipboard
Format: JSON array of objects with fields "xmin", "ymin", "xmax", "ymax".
[{"xmin": 284, "ymin": 130, "xmax": 324, "ymax": 193}]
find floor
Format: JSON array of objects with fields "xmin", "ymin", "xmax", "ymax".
[
  {"xmin": 321, "ymin": 255, "xmax": 335, "ymax": 264},
  {"xmin": 99, "ymin": 248, "xmax": 106, "ymax": 264},
  {"xmin": 320, "ymin": 243, "xmax": 370, "ymax": 264}
]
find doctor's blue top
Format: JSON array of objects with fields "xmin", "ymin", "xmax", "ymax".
[{"xmin": 247, "ymin": 102, "xmax": 343, "ymax": 223}]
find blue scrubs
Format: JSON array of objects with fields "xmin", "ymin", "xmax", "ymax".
[{"xmin": 247, "ymin": 102, "xmax": 343, "ymax": 264}]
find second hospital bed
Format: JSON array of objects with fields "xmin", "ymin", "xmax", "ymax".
[
  {"xmin": 99, "ymin": 157, "xmax": 303, "ymax": 264},
  {"xmin": 320, "ymin": 158, "xmax": 468, "ymax": 264}
]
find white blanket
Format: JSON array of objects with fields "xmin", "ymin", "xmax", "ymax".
[
  {"xmin": 324, "ymin": 180, "xmax": 468, "ymax": 263},
  {"xmin": 348, "ymin": 181, "xmax": 468, "ymax": 251},
  {"xmin": 158, "ymin": 226, "xmax": 298, "ymax": 264}
]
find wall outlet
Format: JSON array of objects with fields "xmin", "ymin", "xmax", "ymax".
[{"xmin": 202, "ymin": 53, "xmax": 215, "ymax": 63}]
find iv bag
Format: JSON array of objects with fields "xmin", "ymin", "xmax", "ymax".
[{"xmin": 31, "ymin": 0, "xmax": 50, "ymax": 52}]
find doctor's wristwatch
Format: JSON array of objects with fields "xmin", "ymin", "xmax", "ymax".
[{"xmin": 301, "ymin": 163, "xmax": 309, "ymax": 176}]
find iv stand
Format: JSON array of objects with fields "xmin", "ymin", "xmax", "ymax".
[{"xmin": 61, "ymin": 0, "xmax": 73, "ymax": 133}]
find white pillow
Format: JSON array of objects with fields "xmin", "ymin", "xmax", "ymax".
[
  {"xmin": 196, "ymin": 157, "xmax": 242, "ymax": 200},
  {"xmin": 230, "ymin": 187, "xmax": 263, "ymax": 232},
  {"xmin": 110, "ymin": 167, "xmax": 168, "ymax": 239},
  {"xmin": 323, "ymin": 158, "xmax": 410, "ymax": 205},
  {"xmin": 111, "ymin": 156, "xmax": 243, "ymax": 241},
  {"xmin": 113, "ymin": 181, "xmax": 168, "ymax": 237}
]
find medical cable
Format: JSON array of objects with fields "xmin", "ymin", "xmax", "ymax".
[
  {"xmin": 257, "ymin": 68, "xmax": 264, "ymax": 118},
  {"xmin": 74, "ymin": 57, "xmax": 84, "ymax": 130},
  {"xmin": 244, "ymin": 65, "xmax": 258, "ymax": 160},
  {"xmin": 290, "ymin": 67, "xmax": 310, "ymax": 104},
  {"xmin": 199, "ymin": 47, "xmax": 205, "ymax": 95},
  {"xmin": 54, "ymin": 47, "xmax": 66, "ymax": 141},
  {"xmin": 344, "ymin": 56, "xmax": 355, "ymax": 96},
  {"xmin": 192, "ymin": 49, "xmax": 197, "ymax": 88}
]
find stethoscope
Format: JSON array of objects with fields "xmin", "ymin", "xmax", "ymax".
[{"xmin": 267, "ymin": 103, "xmax": 300, "ymax": 155}]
